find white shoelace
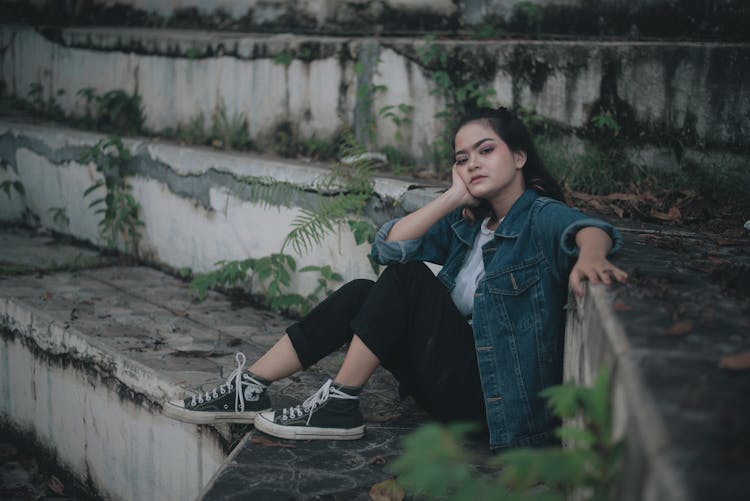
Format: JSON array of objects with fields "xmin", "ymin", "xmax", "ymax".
[
  {"xmin": 189, "ymin": 352, "xmax": 261, "ymax": 413},
  {"xmin": 280, "ymin": 379, "xmax": 358, "ymax": 425}
]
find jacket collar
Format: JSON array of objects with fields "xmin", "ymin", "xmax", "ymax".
[
  {"xmin": 451, "ymin": 189, "xmax": 539, "ymax": 244},
  {"xmin": 494, "ymin": 189, "xmax": 538, "ymax": 238}
]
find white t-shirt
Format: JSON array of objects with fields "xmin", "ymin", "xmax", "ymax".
[{"xmin": 450, "ymin": 217, "xmax": 501, "ymax": 318}]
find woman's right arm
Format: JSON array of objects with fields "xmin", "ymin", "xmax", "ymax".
[{"xmin": 386, "ymin": 166, "xmax": 477, "ymax": 242}]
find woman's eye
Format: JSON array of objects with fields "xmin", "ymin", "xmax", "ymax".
[
  {"xmin": 480, "ymin": 147, "xmax": 493, "ymax": 155},
  {"xmin": 455, "ymin": 158, "xmax": 467, "ymax": 165}
]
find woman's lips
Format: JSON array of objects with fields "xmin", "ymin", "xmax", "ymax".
[{"xmin": 470, "ymin": 175, "xmax": 487, "ymax": 184}]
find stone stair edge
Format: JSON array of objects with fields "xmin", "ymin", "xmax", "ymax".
[
  {"xmin": 0, "ymin": 289, "xmax": 186, "ymax": 405},
  {"xmin": 583, "ymin": 284, "xmax": 692, "ymax": 501},
  {"xmin": 17, "ymin": 25, "xmax": 750, "ymax": 51},
  {"xmin": 0, "ymin": 118, "xmax": 433, "ymax": 204}
]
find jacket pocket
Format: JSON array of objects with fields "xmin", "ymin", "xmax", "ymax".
[{"xmin": 484, "ymin": 261, "xmax": 541, "ymax": 332}]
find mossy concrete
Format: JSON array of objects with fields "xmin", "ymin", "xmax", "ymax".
[
  {"xmin": 2, "ymin": 26, "xmax": 747, "ymax": 172},
  {"xmin": 6, "ymin": 0, "xmax": 748, "ymax": 40}
]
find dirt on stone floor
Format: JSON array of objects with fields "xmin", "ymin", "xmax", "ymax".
[{"xmin": 568, "ymin": 189, "xmax": 750, "ymax": 297}]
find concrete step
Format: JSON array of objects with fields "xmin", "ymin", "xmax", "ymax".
[
  {"xmin": 5, "ymin": 0, "xmax": 748, "ymax": 41},
  {"xmin": 0, "ymin": 226, "xmax": 425, "ymax": 500},
  {"xmin": 2, "ymin": 25, "xmax": 747, "ymax": 171}
]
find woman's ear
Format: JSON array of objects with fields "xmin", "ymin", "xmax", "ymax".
[{"xmin": 514, "ymin": 150, "xmax": 527, "ymax": 169}]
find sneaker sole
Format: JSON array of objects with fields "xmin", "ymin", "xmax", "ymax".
[
  {"xmin": 163, "ymin": 403, "xmax": 269, "ymax": 424},
  {"xmin": 254, "ymin": 414, "xmax": 365, "ymax": 440}
]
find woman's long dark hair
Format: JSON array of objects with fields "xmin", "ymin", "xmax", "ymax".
[{"xmin": 451, "ymin": 107, "xmax": 565, "ymax": 220}]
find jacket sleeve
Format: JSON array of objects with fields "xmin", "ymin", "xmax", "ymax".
[
  {"xmin": 371, "ymin": 209, "xmax": 460, "ymax": 266},
  {"xmin": 533, "ymin": 199, "xmax": 622, "ymax": 281}
]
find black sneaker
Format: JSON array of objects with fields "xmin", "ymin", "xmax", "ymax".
[
  {"xmin": 163, "ymin": 352, "xmax": 271, "ymax": 424},
  {"xmin": 254, "ymin": 379, "xmax": 365, "ymax": 440}
]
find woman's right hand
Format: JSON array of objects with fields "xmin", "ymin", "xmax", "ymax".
[
  {"xmin": 448, "ymin": 165, "xmax": 480, "ymax": 208},
  {"xmin": 385, "ymin": 165, "xmax": 479, "ymax": 242}
]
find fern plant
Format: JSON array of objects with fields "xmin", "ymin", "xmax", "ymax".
[
  {"xmin": 391, "ymin": 366, "xmax": 623, "ymax": 501},
  {"xmin": 188, "ymin": 133, "xmax": 377, "ymax": 314}
]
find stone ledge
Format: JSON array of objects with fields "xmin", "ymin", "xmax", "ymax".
[{"xmin": 565, "ymin": 226, "xmax": 750, "ymax": 501}]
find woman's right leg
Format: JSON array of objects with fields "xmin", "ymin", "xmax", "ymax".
[{"xmin": 247, "ymin": 277, "xmax": 378, "ymax": 382}]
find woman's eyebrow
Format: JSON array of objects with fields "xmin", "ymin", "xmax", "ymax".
[{"xmin": 455, "ymin": 138, "xmax": 494, "ymax": 156}]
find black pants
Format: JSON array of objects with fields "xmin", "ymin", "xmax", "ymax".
[{"xmin": 287, "ymin": 262, "xmax": 486, "ymax": 423}]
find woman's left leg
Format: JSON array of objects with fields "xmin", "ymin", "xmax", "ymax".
[{"xmin": 254, "ymin": 263, "xmax": 486, "ymax": 441}]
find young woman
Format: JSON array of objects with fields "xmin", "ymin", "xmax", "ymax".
[{"xmin": 164, "ymin": 107, "xmax": 627, "ymax": 451}]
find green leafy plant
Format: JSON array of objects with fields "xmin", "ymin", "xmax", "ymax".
[
  {"xmin": 189, "ymin": 254, "xmax": 343, "ymax": 315},
  {"xmin": 76, "ymin": 87, "xmax": 145, "ymax": 134},
  {"xmin": 0, "ymin": 180, "xmax": 25, "ymax": 199},
  {"xmin": 27, "ymin": 83, "xmax": 65, "ymax": 118},
  {"xmin": 210, "ymin": 101, "xmax": 252, "ymax": 149},
  {"xmin": 512, "ymin": 1, "xmax": 544, "ymax": 34},
  {"xmin": 47, "ymin": 206, "xmax": 70, "ymax": 230},
  {"xmin": 185, "ymin": 47, "xmax": 203, "ymax": 59},
  {"xmin": 160, "ymin": 113, "xmax": 209, "ymax": 145},
  {"xmin": 591, "ymin": 113, "xmax": 621, "ymax": 137},
  {"xmin": 380, "ymin": 145, "xmax": 417, "ymax": 176},
  {"xmin": 472, "ymin": 23, "xmax": 505, "ymax": 40},
  {"xmin": 273, "ymin": 52, "xmax": 295, "ymax": 66},
  {"xmin": 80, "ymin": 136, "xmax": 144, "ymax": 256},
  {"xmin": 391, "ymin": 366, "xmax": 623, "ymax": 500},
  {"xmin": 378, "ymin": 103, "xmax": 414, "ymax": 143}
]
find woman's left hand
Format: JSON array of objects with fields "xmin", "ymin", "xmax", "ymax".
[{"xmin": 569, "ymin": 256, "xmax": 628, "ymax": 297}]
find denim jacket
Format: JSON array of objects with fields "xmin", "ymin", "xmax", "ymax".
[{"xmin": 372, "ymin": 189, "xmax": 621, "ymax": 450}]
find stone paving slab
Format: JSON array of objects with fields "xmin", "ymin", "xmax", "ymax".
[{"xmin": 0, "ymin": 227, "xmax": 110, "ymax": 272}]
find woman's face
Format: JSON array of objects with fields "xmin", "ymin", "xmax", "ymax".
[{"xmin": 453, "ymin": 120, "xmax": 526, "ymax": 202}]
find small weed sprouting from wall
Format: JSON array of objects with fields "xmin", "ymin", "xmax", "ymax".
[
  {"xmin": 47, "ymin": 207, "xmax": 70, "ymax": 231},
  {"xmin": 80, "ymin": 136, "xmax": 144, "ymax": 258},
  {"xmin": 391, "ymin": 366, "xmax": 623, "ymax": 500},
  {"xmin": 27, "ymin": 83, "xmax": 66, "ymax": 118},
  {"xmin": 1, "ymin": 179, "xmax": 25, "ymax": 200},
  {"xmin": 210, "ymin": 100, "xmax": 252, "ymax": 150},
  {"xmin": 76, "ymin": 88, "xmax": 145, "ymax": 135}
]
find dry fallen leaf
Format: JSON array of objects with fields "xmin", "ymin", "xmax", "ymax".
[
  {"xmin": 250, "ymin": 434, "xmax": 295, "ymax": 448},
  {"xmin": 369, "ymin": 478, "xmax": 404, "ymax": 501},
  {"xmin": 651, "ymin": 206, "xmax": 682, "ymax": 222},
  {"xmin": 719, "ymin": 351, "xmax": 750, "ymax": 371},
  {"xmin": 48, "ymin": 475, "xmax": 64, "ymax": 495},
  {"xmin": 612, "ymin": 302, "xmax": 633, "ymax": 312},
  {"xmin": 370, "ymin": 456, "xmax": 387, "ymax": 465},
  {"xmin": 663, "ymin": 320, "xmax": 694, "ymax": 337}
]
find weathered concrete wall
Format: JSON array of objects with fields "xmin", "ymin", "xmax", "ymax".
[
  {"xmin": 2, "ymin": 26, "xmax": 748, "ymax": 172},
  {"xmin": 0, "ymin": 314, "xmax": 226, "ymax": 501},
  {"xmin": 6, "ymin": 0, "xmax": 748, "ymax": 40},
  {"xmin": 0, "ymin": 120, "xmax": 419, "ymax": 296},
  {"xmin": 563, "ymin": 286, "xmax": 690, "ymax": 501}
]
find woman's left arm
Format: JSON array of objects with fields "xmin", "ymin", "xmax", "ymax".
[{"xmin": 569, "ymin": 227, "xmax": 628, "ymax": 297}]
